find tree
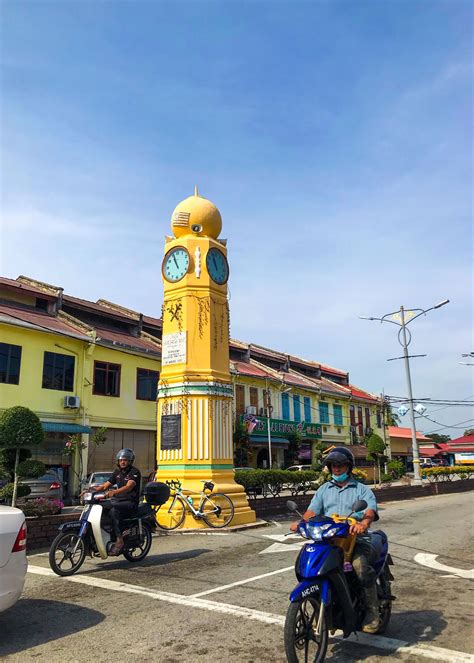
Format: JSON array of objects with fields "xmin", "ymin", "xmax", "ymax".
[
  {"xmin": 463, "ymin": 429, "xmax": 474, "ymax": 437},
  {"xmin": 285, "ymin": 430, "xmax": 303, "ymax": 467},
  {"xmin": 383, "ymin": 399, "xmax": 400, "ymax": 427},
  {"xmin": 0, "ymin": 406, "xmax": 44, "ymax": 507},
  {"xmin": 366, "ymin": 432, "xmax": 386, "ymax": 486},
  {"xmin": 63, "ymin": 426, "xmax": 108, "ymax": 489},
  {"xmin": 426, "ymin": 433, "xmax": 451, "ymax": 445},
  {"xmin": 311, "ymin": 441, "xmax": 328, "ymax": 472},
  {"xmin": 233, "ymin": 419, "xmax": 251, "ymax": 467}
]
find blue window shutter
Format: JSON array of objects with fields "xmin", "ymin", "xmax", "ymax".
[
  {"xmin": 304, "ymin": 397, "xmax": 311, "ymax": 422},
  {"xmin": 333, "ymin": 405, "xmax": 343, "ymax": 426},
  {"xmin": 282, "ymin": 392, "xmax": 290, "ymax": 420},
  {"xmin": 319, "ymin": 402, "xmax": 329, "ymax": 424},
  {"xmin": 293, "ymin": 395, "xmax": 301, "ymax": 422}
]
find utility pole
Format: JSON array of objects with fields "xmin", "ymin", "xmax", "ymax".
[
  {"xmin": 264, "ymin": 386, "xmax": 272, "ymax": 469},
  {"xmin": 360, "ymin": 299, "xmax": 449, "ymax": 486}
]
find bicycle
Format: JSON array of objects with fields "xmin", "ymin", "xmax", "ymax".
[{"xmin": 153, "ymin": 479, "xmax": 235, "ymax": 530}]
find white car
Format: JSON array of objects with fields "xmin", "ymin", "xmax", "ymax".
[{"xmin": 0, "ymin": 505, "xmax": 28, "ymax": 613}]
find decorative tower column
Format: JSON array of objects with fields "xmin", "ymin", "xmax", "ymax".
[{"xmin": 156, "ymin": 188, "xmax": 255, "ymax": 527}]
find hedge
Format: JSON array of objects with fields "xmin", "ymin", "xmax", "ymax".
[{"xmin": 421, "ymin": 465, "xmax": 474, "ymax": 482}]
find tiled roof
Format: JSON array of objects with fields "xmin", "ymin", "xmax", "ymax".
[
  {"xmin": 448, "ymin": 434, "xmax": 474, "ymax": 445},
  {"xmin": 388, "ymin": 426, "xmax": 430, "ymax": 441},
  {"xmin": 350, "ymin": 386, "xmax": 379, "ymax": 403},
  {"xmin": 0, "ymin": 303, "xmax": 91, "ymax": 340},
  {"xmin": 94, "ymin": 325, "xmax": 161, "ymax": 355},
  {"xmin": 63, "ymin": 294, "xmax": 137, "ymax": 323},
  {"xmin": 320, "ymin": 363, "xmax": 348, "ymax": 377},
  {"xmin": 0, "ymin": 277, "xmax": 57, "ymax": 300},
  {"xmin": 230, "ymin": 360, "xmax": 272, "ymax": 379}
]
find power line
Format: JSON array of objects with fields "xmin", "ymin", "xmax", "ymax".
[{"xmin": 424, "ymin": 418, "xmax": 474, "ymax": 434}]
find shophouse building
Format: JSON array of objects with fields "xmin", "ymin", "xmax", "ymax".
[{"xmin": 1, "ymin": 274, "xmax": 385, "ymax": 490}]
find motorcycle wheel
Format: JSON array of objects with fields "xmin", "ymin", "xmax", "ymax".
[
  {"xmin": 284, "ymin": 597, "xmax": 328, "ymax": 663},
  {"xmin": 123, "ymin": 523, "xmax": 152, "ymax": 562},
  {"xmin": 49, "ymin": 531, "xmax": 86, "ymax": 576},
  {"xmin": 375, "ymin": 576, "xmax": 392, "ymax": 634}
]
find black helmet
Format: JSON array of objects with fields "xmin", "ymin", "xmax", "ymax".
[
  {"xmin": 324, "ymin": 446, "xmax": 354, "ymax": 472},
  {"xmin": 116, "ymin": 448, "xmax": 135, "ymax": 465}
]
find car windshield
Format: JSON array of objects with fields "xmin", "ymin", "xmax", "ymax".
[
  {"xmin": 91, "ymin": 473, "xmax": 111, "ymax": 484},
  {"xmin": 36, "ymin": 472, "xmax": 59, "ymax": 481}
]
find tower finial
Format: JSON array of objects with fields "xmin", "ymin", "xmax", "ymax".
[{"xmin": 194, "ymin": 185, "xmax": 199, "ymax": 197}]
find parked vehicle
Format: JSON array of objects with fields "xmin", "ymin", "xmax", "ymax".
[
  {"xmin": 82, "ymin": 471, "xmax": 113, "ymax": 492},
  {"xmin": 420, "ymin": 458, "xmax": 436, "ymax": 469},
  {"xmin": 285, "ymin": 500, "xmax": 394, "ymax": 663},
  {"xmin": 0, "ymin": 506, "xmax": 28, "ymax": 613},
  {"xmin": 22, "ymin": 470, "xmax": 63, "ymax": 501},
  {"xmin": 286, "ymin": 465, "xmax": 313, "ymax": 472},
  {"xmin": 48, "ymin": 482, "xmax": 170, "ymax": 576}
]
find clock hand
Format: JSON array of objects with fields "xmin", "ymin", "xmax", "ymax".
[
  {"xmin": 212, "ymin": 255, "xmax": 218, "ymax": 269},
  {"xmin": 173, "ymin": 255, "xmax": 179, "ymax": 268}
]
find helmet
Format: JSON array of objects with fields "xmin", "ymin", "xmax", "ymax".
[
  {"xmin": 324, "ymin": 446, "xmax": 354, "ymax": 472},
  {"xmin": 116, "ymin": 448, "xmax": 135, "ymax": 465}
]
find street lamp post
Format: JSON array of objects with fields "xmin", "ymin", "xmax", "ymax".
[
  {"xmin": 264, "ymin": 387, "xmax": 272, "ymax": 469},
  {"xmin": 360, "ymin": 299, "xmax": 449, "ymax": 485}
]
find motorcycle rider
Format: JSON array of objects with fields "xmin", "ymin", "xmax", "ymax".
[
  {"xmin": 290, "ymin": 446, "xmax": 380, "ymax": 634},
  {"xmin": 91, "ymin": 448, "xmax": 141, "ymax": 556}
]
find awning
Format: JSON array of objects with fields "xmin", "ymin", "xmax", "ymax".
[
  {"xmin": 250, "ymin": 436, "xmax": 289, "ymax": 447},
  {"xmin": 42, "ymin": 422, "xmax": 92, "ymax": 434}
]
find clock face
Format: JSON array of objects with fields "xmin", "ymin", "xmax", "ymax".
[
  {"xmin": 162, "ymin": 247, "xmax": 190, "ymax": 282},
  {"xmin": 206, "ymin": 248, "xmax": 229, "ymax": 285}
]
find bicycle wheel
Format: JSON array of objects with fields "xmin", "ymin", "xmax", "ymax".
[
  {"xmin": 284, "ymin": 597, "xmax": 328, "ymax": 663},
  {"xmin": 49, "ymin": 531, "xmax": 86, "ymax": 577},
  {"xmin": 202, "ymin": 493, "xmax": 234, "ymax": 528},
  {"xmin": 154, "ymin": 495, "xmax": 186, "ymax": 530},
  {"xmin": 123, "ymin": 523, "xmax": 152, "ymax": 562}
]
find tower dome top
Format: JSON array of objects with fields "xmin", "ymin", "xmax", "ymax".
[{"xmin": 170, "ymin": 187, "xmax": 222, "ymax": 239}]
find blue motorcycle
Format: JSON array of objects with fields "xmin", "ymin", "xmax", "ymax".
[{"xmin": 285, "ymin": 499, "xmax": 394, "ymax": 663}]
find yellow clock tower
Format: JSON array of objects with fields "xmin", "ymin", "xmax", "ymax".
[{"xmin": 156, "ymin": 188, "xmax": 255, "ymax": 527}]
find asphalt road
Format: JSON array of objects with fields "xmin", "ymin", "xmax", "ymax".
[{"xmin": 1, "ymin": 491, "xmax": 473, "ymax": 663}]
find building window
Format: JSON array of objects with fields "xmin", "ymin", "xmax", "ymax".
[
  {"xmin": 282, "ymin": 392, "xmax": 290, "ymax": 420},
  {"xmin": 235, "ymin": 384, "xmax": 245, "ymax": 415},
  {"xmin": 304, "ymin": 397, "xmax": 311, "ymax": 422},
  {"xmin": 319, "ymin": 402, "xmax": 330, "ymax": 424},
  {"xmin": 349, "ymin": 404, "xmax": 356, "ymax": 426},
  {"xmin": 42, "ymin": 351, "xmax": 75, "ymax": 392},
  {"xmin": 249, "ymin": 386, "xmax": 259, "ymax": 412},
  {"xmin": 293, "ymin": 395, "xmax": 301, "ymax": 422},
  {"xmin": 357, "ymin": 406, "xmax": 363, "ymax": 436},
  {"xmin": 365, "ymin": 407, "xmax": 371, "ymax": 430},
  {"xmin": 333, "ymin": 404, "xmax": 343, "ymax": 426},
  {"xmin": 93, "ymin": 361, "xmax": 121, "ymax": 397},
  {"xmin": 137, "ymin": 368, "xmax": 159, "ymax": 401},
  {"xmin": 0, "ymin": 343, "xmax": 22, "ymax": 385},
  {"xmin": 376, "ymin": 409, "xmax": 382, "ymax": 428}
]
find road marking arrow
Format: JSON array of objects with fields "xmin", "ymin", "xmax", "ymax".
[
  {"xmin": 260, "ymin": 541, "xmax": 306, "ymax": 554},
  {"xmin": 414, "ymin": 553, "xmax": 474, "ymax": 580}
]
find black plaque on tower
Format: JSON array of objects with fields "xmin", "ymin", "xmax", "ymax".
[{"xmin": 160, "ymin": 414, "xmax": 182, "ymax": 451}]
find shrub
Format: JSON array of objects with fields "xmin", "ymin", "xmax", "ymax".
[
  {"xmin": 17, "ymin": 459, "xmax": 46, "ymax": 478},
  {"xmin": 0, "ymin": 482, "xmax": 31, "ymax": 502},
  {"xmin": 386, "ymin": 460, "xmax": 405, "ymax": 479},
  {"xmin": 380, "ymin": 473, "xmax": 393, "ymax": 483},
  {"xmin": 352, "ymin": 468, "xmax": 368, "ymax": 483},
  {"xmin": 234, "ymin": 468, "xmax": 322, "ymax": 498},
  {"xmin": 421, "ymin": 465, "xmax": 474, "ymax": 481},
  {"xmin": 20, "ymin": 498, "xmax": 63, "ymax": 517}
]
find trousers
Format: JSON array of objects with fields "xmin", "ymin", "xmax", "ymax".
[
  {"xmin": 351, "ymin": 536, "xmax": 377, "ymax": 588},
  {"xmin": 107, "ymin": 500, "xmax": 137, "ymax": 539}
]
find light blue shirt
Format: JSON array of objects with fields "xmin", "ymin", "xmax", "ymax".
[{"xmin": 308, "ymin": 478, "xmax": 377, "ymax": 518}]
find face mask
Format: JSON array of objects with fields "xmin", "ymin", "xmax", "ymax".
[{"xmin": 332, "ymin": 472, "xmax": 349, "ymax": 483}]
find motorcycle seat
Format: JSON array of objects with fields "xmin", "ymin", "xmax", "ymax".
[{"xmin": 369, "ymin": 530, "xmax": 388, "ymax": 559}]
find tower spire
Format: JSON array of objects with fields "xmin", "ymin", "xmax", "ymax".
[{"xmin": 194, "ymin": 185, "xmax": 199, "ymax": 197}]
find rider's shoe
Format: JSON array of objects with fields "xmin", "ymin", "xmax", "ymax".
[{"xmin": 361, "ymin": 615, "xmax": 380, "ymax": 634}]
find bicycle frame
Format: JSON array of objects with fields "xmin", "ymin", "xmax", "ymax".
[{"xmin": 172, "ymin": 486, "xmax": 215, "ymax": 517}]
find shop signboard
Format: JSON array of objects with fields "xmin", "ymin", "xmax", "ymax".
[{"xmin": 240, "ymin": 415, "xmax": 322, "ymax": 439}]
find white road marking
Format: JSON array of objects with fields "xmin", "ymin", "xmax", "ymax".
[
  {"xmin": 190, "ymin": 565, "xmax": 294, "ymax": 598},
  {"xmin": 414, "ymin": 553, "xmax": 474, "ymax": 579},
  {"xmin": 27, "ymin": 565, "xmax": 474, "ymax": 662},
  {"xmin": 260, "ymin": 541, "xmax": 305, "ymax": 554},
  {"xmin": 262, "ymin": 533, "xmax": 300, "ymax": 542}
]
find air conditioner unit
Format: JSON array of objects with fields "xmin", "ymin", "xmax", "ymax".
[
  {"xmin": 350, "ymin": 426, "xmax": 357, "ymax": 432},
  {"xmin": 259, "ymin": 408, "xmax": 265, "ymax": 416},
  {"xmin": 64, "ymin": 395, "xmax": 80, "ymax": 409},
  {"xmin": 245, "ymin": 406, "xmax": 257, "ymax": 415}
]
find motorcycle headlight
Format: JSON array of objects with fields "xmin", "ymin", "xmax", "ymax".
[
  {"xmin": 322, "ymin": 526, "xmax": 340, "ymax": 539},
  {"xmin": 306, "ymin": 522, "xmax": 333, "ymax": 541},
  {"xmin": 82, "ymin": 492, "xmax": 92, "ymax": 503}
]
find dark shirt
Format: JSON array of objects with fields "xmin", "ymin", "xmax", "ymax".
[{"xmin": 109, "ymin": 466, "xmax": 141, "ymax": 504}]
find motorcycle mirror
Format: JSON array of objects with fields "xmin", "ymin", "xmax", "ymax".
[
  {"xmin": 351, "ymin": 499, "xmax": 368, "ymax": 513},
  {"xmin": 287, "ymin": 500, "xmax": 304, "ymax": 518}
]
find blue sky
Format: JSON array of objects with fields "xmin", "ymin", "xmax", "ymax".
[{"xmin": 2, "ymin": 1, "xmax": 472, "ymax": 437}]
